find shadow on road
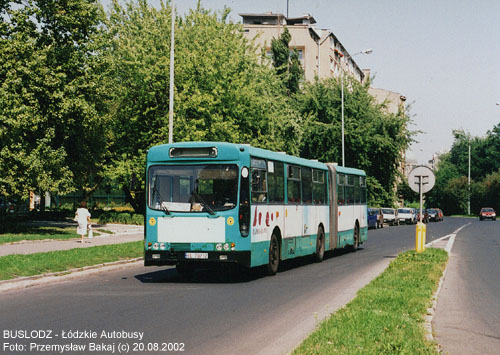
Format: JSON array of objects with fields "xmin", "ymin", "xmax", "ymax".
[{"xmin": 134, "ymin": 247, "xmax": 364, "ymax": 284}]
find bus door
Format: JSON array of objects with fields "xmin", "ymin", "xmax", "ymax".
[
  {"xmin": 301, "ymin": 167, "xmax": 315, "ymax": 253},
  {"xmin": 285, "ymin": 165, "xmax": 302, "ymax": 255},
  {"xmin": 326, "ymin": 163, "xmax": 338, "ymax": 251},
  {"xmin": 250, "ymin": 158, "xmax": 270, "ymax": 246}
]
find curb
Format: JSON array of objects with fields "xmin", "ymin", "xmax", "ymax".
[
  {"xmin": 423, "ymin": 223, "xmax": 469, "ymax": 344},
  {"xmin": 0, "ymin": 257, "xmax": 143, "ymax": 293}
]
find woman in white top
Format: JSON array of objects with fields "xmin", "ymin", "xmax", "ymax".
[{"xmin": 75, "ymin": 201, "xmax": 91, "ymax": 243}]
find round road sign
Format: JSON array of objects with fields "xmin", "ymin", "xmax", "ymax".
[{"xmin": 408, "ymin": 165, "xmax": 435, "ymax": 194}]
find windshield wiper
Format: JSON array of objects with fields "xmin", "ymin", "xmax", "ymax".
[
  {"xmin": 191, "ymin": 190, "xmax": 215, "ymax": 215},
  {"xmin": 152, "ymin": 178, "xmax": 170, "ymax": 215}
]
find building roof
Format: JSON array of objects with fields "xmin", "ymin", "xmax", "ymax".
[{"xmin": 239, "ymin": 13, "xmax": 317, "ymax": 26}]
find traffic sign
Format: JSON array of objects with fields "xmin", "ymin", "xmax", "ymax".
[{"xmin": 408, "ymin": 165, "xmax": 435, "ymax": 194}]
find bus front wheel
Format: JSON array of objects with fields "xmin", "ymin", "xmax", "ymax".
[{"xmin": 267, "ymin": 233, "xmax": 280, "ymax": 276}]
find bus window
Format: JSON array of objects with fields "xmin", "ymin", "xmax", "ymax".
[
  {"xmin": 346, "ymin": 175, "xmax": 354, "ymax": 205},
  {"xmin": 312, "ymin": 169, "xmax": 326, "ymax": 205},
  {"xmin": 360, "ymin": 176, "xmax": 367, "ymax": 204},
  {"xmin": 268, "ymin": 161, "xmax": 284, "ymax": 203},
  {"xmin": 302, "ymin": 167, "xmax": 312, "ymax": 204},
  {"xmin": 354, "ymin": 175, "xmax": 360, "ymax": 204},
  {"xmin": 251, "ymin": 158, "xmax": 267, "ymax": 203},
  {"xmin": 148, "ymin": 164, "xmax": 238, "ymax": 212},
  {"xmin": 337, "ymin": 173, "xmax": 345, "ymax": 205},
  {"xmin": 287, "ymin": 165, "xmax": 301, "ymax": 204}
]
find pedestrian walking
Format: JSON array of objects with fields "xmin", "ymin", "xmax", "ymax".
[{"xmin": 75, "ymin": 201, "xmax": 91, "ymax": 243}]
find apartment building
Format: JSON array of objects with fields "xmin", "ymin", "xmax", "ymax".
[{"xmin": 240, "ymin": 13, "xmax": 366, "ymax": 83}]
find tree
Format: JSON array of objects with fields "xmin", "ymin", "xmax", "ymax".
[
  {"xmin": 270, "ymin": 27, "xmax": 304, "ymax": 95},
  {"xmin": 103, "ymin": 1, "xmax": 300, "ymax": 212},
  {"xmin": 0, "ymin": 0, "xmax": 111, "ymax": 202},
  {"xmin": 427, "ymin": 129, "xmax": 500, "ymax": 214},
  {"xmin": 295, "ymin": 77, "xmax": 413, "ymax": 206}
]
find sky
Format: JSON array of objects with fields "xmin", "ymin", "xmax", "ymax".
[{"xmin": 102, "ymin": 0, "xmax": 500, "ymax": 164}]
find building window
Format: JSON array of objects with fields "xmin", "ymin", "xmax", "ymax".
[{"xmin": 290, "ymin": 49, "xmax": 304, "ymax": 64}]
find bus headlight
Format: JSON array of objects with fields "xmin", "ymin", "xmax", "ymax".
[
  {"xmin": 160, "ymin": 243, "xmax": 166, "ymax": 250},
  {"xmin": 223, "ymin": 243, "xmax": 229, "ymax": 251},
  {"xmin": 153, "ymin": 243, "xmax": 159, "ymax": 250}
]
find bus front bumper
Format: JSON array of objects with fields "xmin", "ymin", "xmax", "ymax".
[{"xmin": 144, "ymin": 250, "xmax": 251, "ymax": 267}]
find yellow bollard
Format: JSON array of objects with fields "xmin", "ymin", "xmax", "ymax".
[{"xmin": 416, "ymin": 222, "xmax": 426, "ymax": 253}]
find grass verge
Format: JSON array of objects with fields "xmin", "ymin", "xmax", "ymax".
[
  {"xmin": 0, "ymin": 241, "xmax": 142, "ymax": 281},
  {"xmin": 294, "ymin": 248, "xmax": 448, "ymax": 354}
]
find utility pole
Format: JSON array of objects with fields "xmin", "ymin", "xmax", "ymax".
[
  {"xmin": 168, "ymin": 0, "xmax": 175, "ymax": 144},
  {"xmin": 468, "ymin": 143, "xmax": 471, "ymax": 215}
]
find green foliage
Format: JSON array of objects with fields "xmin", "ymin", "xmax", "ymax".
[
  {"xmin": 398, "ymin": 178, "xmax": 419, "ymax": 204},
  {"xmin": 103, "ymin": 1, "xmax": 300, "ymax": 212},
  {"xmin": 1, "ymin": 1, "xmax": 411, "ymax": 212},
  {"xmin": 0, "ymin": 0, "xmax": 112, "ymax": 201},
  {"xmin": 427, "ymin": 128, "xmax": 500, "ymax": 214},
  {"xmin": 270, "ymin": 27, "xmax": 304, "ymax": 95},
  {"xmin": 98, "ymin": 210, "xmax": 143, "ymax": 225},
  {"xmin": 296, "ymin": 77, "xmax": 413, "ymax": 206}
]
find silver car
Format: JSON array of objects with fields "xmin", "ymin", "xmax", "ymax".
[
  {"xmin": 382, "ymin": 208, "xmax": 399, "ymax": 226},
  {"xmin": 397, "ymin": 208, "xmax": 415, "ymax": 224}
]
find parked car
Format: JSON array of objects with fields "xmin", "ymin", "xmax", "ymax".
[
  {"xmin": 381, "ymin": 208, "xmax": 399, "ymax": 226},
  {"xmin": 367, "ymin": 208, "xmax": 378, "ymax": 229},
  {"xmin": 368, "ymin": 208, "xmax": 384, "ymax": 229},
  {"xmin": 479, "ymin": 207, "xmax": 496, "ymax": 221},
  {"xmin": 427, "ymin": 208, "xmax": 439, "ymax": 222},
  {"xmin": 416, "ymin": 209, "xmax": 429, "ymax": 223},
  {"xmin": 397, "ymin": 208, "xmax": 415, "ymax": 224}
]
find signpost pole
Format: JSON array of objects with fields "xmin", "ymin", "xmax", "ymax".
[{"xmin": 409, "ymin": 166, "xmax": 434, "ymax": 254}]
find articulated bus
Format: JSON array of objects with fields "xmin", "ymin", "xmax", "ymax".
[{"xmin": 145, "ymin": 142, "xmax": 367, "ymax": 276}]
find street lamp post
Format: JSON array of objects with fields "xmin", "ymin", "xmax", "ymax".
[{"xmin": 341, "ymin": 49, "xmax": 372, "ymax": 166}]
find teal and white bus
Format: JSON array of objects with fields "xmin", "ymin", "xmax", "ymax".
[{"xmin": 145, "ymin": 142, "xmax": 367, "ymax": 275}]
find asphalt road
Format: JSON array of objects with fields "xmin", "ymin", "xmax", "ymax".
[
  {"xmin": 0, "ymin": 218, "xmax": 469, "ymax": 355},
  {"xmin": 433, "ymin": 218, "xmax": 500, "ymax": 354}
]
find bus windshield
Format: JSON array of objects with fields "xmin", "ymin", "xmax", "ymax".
[{"xmin": 149, "ymin": 164, "xmax": 238, "ymax": 213}]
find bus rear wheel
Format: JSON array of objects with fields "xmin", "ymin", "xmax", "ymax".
[
  {"xmin": 315, "ymin": 226, "xmax": 325, "ymax": 262},
  {"xmin": 351, "ymin": 224, "xmax": 360, "ymax": 252},
  {"xmin": 267, "ymin": 233, "xmax": 280, "ymax": 276}
]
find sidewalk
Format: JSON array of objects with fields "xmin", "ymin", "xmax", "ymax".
[{"xmin": 0, "ymin": 222, "xmax": 144, "ymax": 257}]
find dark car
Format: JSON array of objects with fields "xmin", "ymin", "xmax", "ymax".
[
  {"xmin": 368, "ymin": 208, "xmax": 384, "ymax": 229},
  {"xmin": 368, "ymin": 208, "xmax": 377, "ymax": 229},
  {"xmin": 479, "ymin": 207, "xmax": 496, "ymax": 221},
  {"xmin": 416, "ymin": 209, "xmax": 429, "ymax": 223},
  {"xmin": 427, "ymin": 209, "xmax": 439, "ymax": 222}
]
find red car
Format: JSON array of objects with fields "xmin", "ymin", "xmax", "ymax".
[{"xmin": 479, "ymin": 207, "xmax": 496, "ymax": 221}]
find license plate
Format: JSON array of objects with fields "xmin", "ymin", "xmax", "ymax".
[{"xmin": 185, "ymin": 252, "xmax": 208, "ymax": 259}]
